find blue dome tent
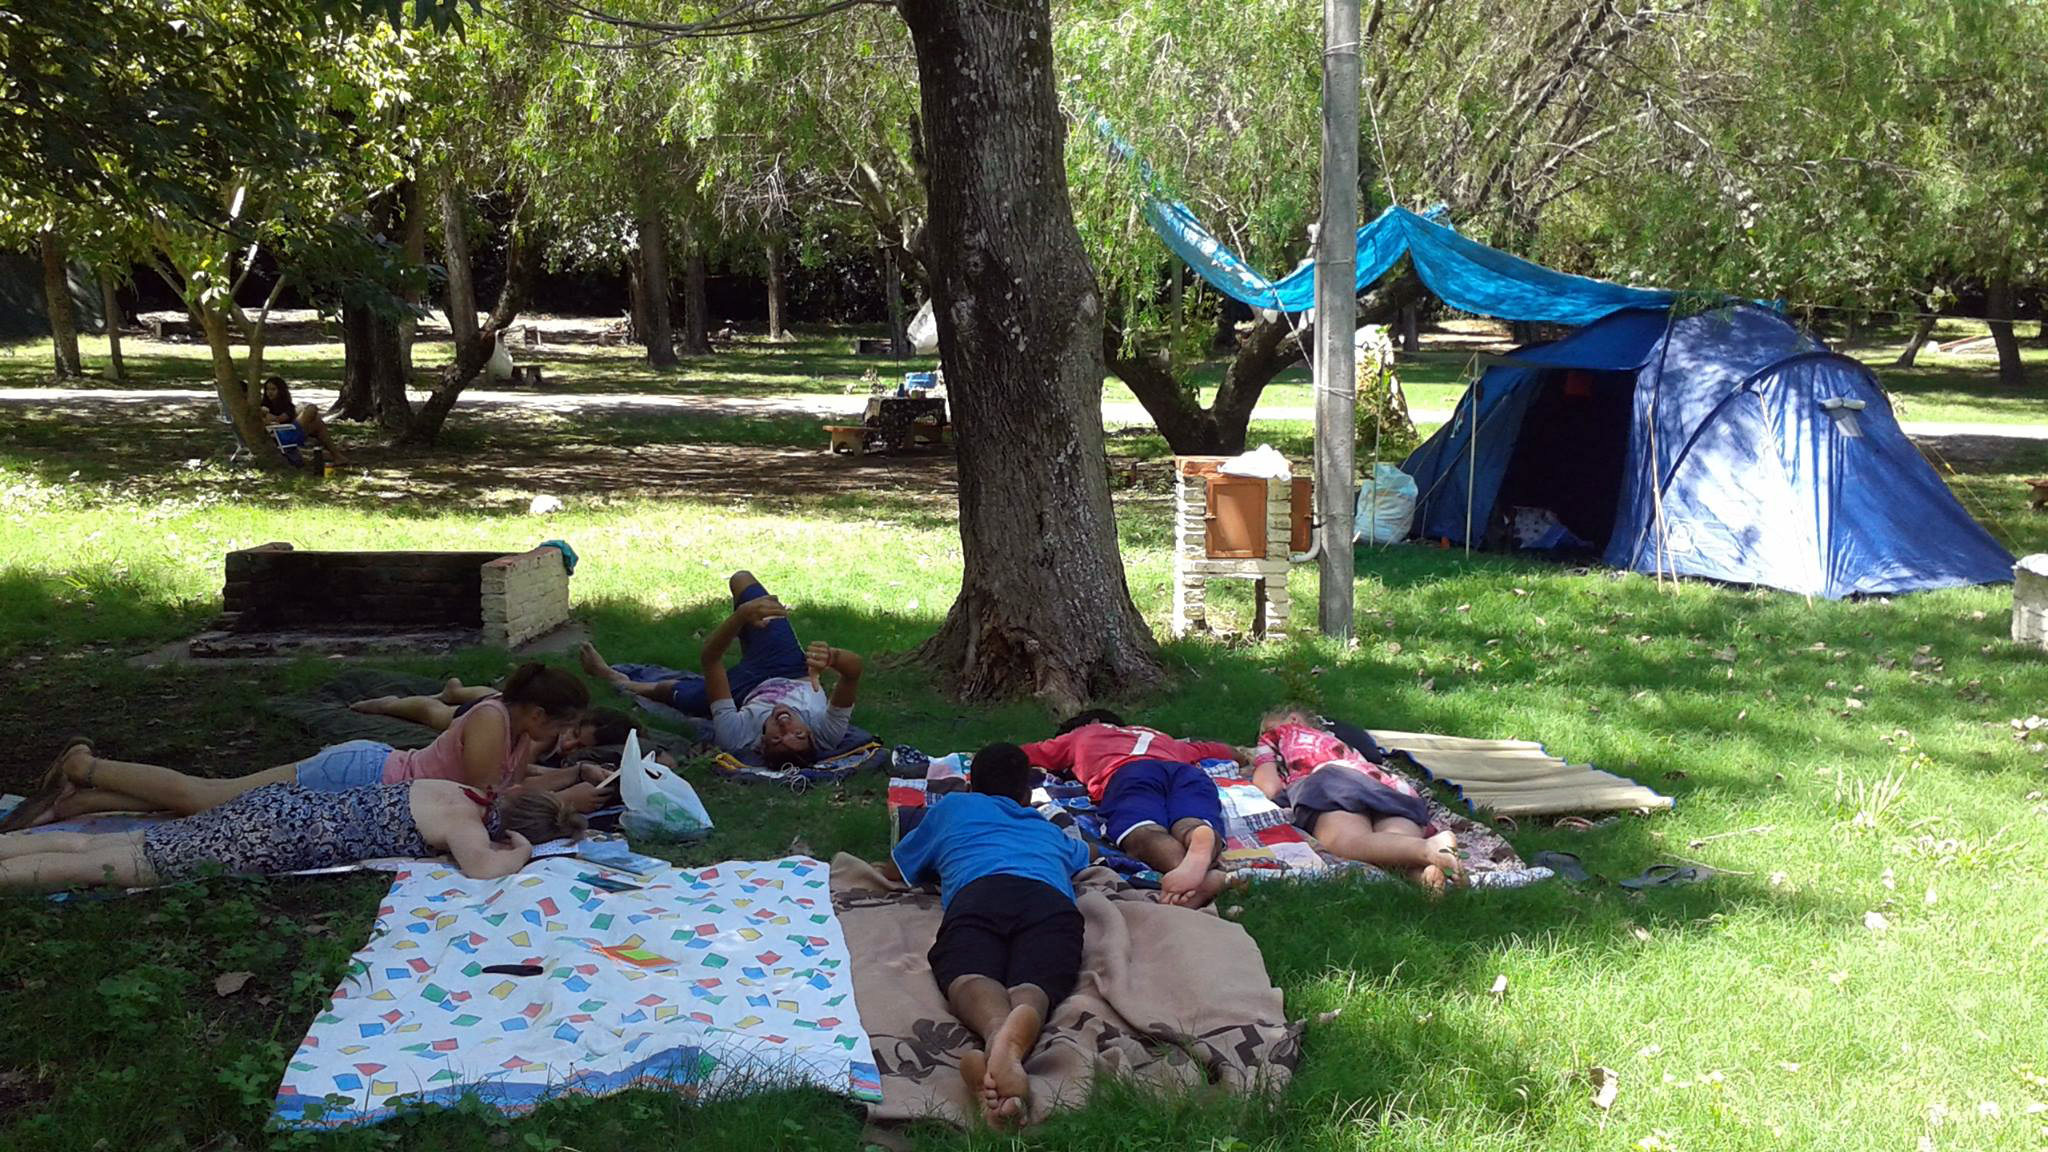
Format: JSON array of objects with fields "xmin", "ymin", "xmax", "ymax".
[{"xmin": 1401, "ymin": 305, "xmax": 2013, "ymax": 598}]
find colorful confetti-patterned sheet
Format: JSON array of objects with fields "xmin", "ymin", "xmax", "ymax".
[{"xmin": 273, "ymin": 855, "xmax": 881, "ymax": 1128}]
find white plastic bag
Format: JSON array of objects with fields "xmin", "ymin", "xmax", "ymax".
[
  {"xmin": 486, "ymin": 331, "xmax": 515, "ymax": 382},
  {"xmin": 1355, "ymin": 462, "xmax": 1418, "ymax": 545},
  {"xmin": 1217, "ymin": 444, "xmax": 1293, "ymax": 480},
  {"xmin": 616, "ymin": 729, "xmax": 713, "ymax": 843},
  {"xmin": 908, "ymin": 299, "xmax": 940, "ymax": 354}
]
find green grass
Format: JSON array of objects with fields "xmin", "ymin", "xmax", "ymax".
[{"xmin": 3, "ymin": 336, "xmax": 2048, "ymax": 1150}]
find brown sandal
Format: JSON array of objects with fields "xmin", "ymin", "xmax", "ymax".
[{"xmin": 0, "ymin": 737, "xmax": 94, "ymax": 833}]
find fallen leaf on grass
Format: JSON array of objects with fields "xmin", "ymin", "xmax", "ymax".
[
  {"xmin": 215, "ymin": 971, "xmax": 254, "ymax": 997},
  {"xmin": 1713, "ymin": 646, "xmax": 1737, "ymax": 662},
  {"xmin": 1864, "ymin": 910, "xmax": 1890, "ymax": 934},
  {"xmin": 1489, "ymin": 974, "xmax": 1508, "ymax": 1000},
  {"xmin": 1630, "ymin": 926, "xmax": 1652, "ymax": 942},
  {"xmin": 1589, "ymin": 1065, "xmax": 1620, "ymax": 1110}
]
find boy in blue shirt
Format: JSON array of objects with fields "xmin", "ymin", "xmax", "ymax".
[{"xmin": 891, "ymin": 742, "xmax": 1091, "ymax": 1126}]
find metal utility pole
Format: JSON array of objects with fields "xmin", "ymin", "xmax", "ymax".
[{"xmin": 1313, "ymin": 0, "xmax": 1361, "ymax": 641}]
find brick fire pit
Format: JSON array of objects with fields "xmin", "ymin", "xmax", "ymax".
[{"xmin": 180, "ymin": 543, "xmax": 573, "ymax": 659}]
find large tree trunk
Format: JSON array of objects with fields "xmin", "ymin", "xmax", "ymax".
[
  {"xmin": 1987, "ymin": 272, "xmax": 2030, "ymax": 385},
  {"xmin": 402, "ymin": 224, "xmax": 537, "ymax": 446},
  {"xmin": 198, "ymin": 307, "xmax": 285, "ymax": 469},
  {"xmin": 680, "ymin": 219, "xmax": 712, "ymax": 356},
  {"xmin": 338, "ymin": 305, "xmax": 410, "ymax": 429},
  {"xmin": 763, "ymin": 234, "xmax": 790, "ymax": 342},
  {"xmin": 40, "ymin": 231, "xmax": 81, "ymax": 378},
  {"xmin": 397, "ymin": 177, "xmax": 428, "ymax": 376},
  {"xmin": 1108, "ymin": 269, "xmax": 1424, "ymax": 455},
  {"xmin": 98, "ymin": 268, "xmax": 125, "ymax": 382},
  {"xmin": 441, "ymin": 179, "xmax": 479, "ymax": 352},
  {"xmin": 335, "ymin": 306, "xmax": 377, "ymax": 419},
  {"xmin": 637, "ymin": 210, "xmax": 680, "ymax": 368},
  {"xmin": 1894, "ymin": 313, "xmax": 1936, "ymax": 367},
  {"xmin": 899, "ymin": 0, "xmax": 1163, "ymax": 710}
]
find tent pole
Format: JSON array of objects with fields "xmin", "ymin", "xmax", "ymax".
[{"xmin": 1464, "ymin": 376, "xmax": 1479, "ymax": 557}]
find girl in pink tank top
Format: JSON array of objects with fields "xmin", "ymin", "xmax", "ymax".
[{"xmin": 380, "ymin": 663, "xmax": 591, "ymax": 792}]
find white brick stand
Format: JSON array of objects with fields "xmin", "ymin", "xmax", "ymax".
[
  {"xmin": 481, "ymin": 548, "xmax": 573, "ymax": 649},
  {"xmin": 1171, "ymin": 466, "xmax": 1294, "ymax": 639},
  {"xmin": 2014, "ymin": 555, "xmax": 2048, "ymax": 649}
]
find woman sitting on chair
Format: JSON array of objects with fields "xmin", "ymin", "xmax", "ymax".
[{"xmin": 259, "ymin": 374, "xmax": 347, "ymax": 464}]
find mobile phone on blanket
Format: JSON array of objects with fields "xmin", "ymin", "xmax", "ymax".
[{"xmin": 579, "ymin": 872, "xmax": 643, "ymax": 892}]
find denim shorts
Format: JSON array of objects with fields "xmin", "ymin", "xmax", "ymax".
[{"xmin": 293, "ymin": 740, "xmax": 396, "ymax": 791}]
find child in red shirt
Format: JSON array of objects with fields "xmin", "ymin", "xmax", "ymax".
[
  {"xmin": 1023, "ymin": 710, "xmax": 1245, "ymax": 907},
  {"xmin": 1251, "ymin": 709, "xmax": 1462, "ymax": 889}
]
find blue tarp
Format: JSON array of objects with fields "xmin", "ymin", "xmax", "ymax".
[
  {"xmin": 1092, "ymin": 110, "xmax": 1674, "ymax": 325},
  {"xmin": 1145, "ymin": 200, "xmax": 1676, "ymax": 325},
  {"xmin": 1402, "ymin": 305, "xmax": 2014, "ymax": 598}
]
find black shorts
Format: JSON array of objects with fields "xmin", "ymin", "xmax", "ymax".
[{"xmin": 928, "ymin": 874, "xmax": 1085, "ymax": 1008}]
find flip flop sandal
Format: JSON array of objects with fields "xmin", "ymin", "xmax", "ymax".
[
  {"xmin": 1617, "ymin": 863, "xmax": 1709, "ymax": 890},
  {"xmin": 0, "ymin": 737, "xmax": 93, "ymax": 833},
  {"xmin": 1528, "ymin": 850, "xmax": 1591, "ymax": 884},
  {"xmin": 1554, "ymin": 816, "xmax": 1597, "ymax": 832}
]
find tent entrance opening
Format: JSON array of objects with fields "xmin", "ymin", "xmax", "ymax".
[{"xmin": 1491, "ymin": 369, "xmax": 1634, "ymax": 552}]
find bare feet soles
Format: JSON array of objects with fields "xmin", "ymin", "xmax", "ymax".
[
  {"xmin": 984, "ymin": 1004, "xmax": 1037, "ymax": 1126},
  {"xmin": 958, "ymin": 1049, "xmax": 997, "ymax": 1122},
  {"xmin": 577, "ymin": 642, "xmax": 629, "ymax": 686},
  {"xmin": 1160, "ymin": 824, "xmax": 1224, "ymax": 907},
  {"xmin": 1411, "ymin": 831, "xmax": 1464, "ymax": 893}
]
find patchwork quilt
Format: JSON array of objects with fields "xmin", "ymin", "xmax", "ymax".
[{"xmin": 274, "ymin": 855, "xmax": 880, "ymax": 1128}]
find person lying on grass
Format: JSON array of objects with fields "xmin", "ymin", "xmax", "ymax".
[
  {"xmin": 890, "ymin": 741, "xmax": 1092, "ymax": 1128},
  {"xmin": 0, "ymin": 778, "xmax": 585, "ymax": 895},
  {"xmin": 352, "ymin": 678, "xmax": 638, "ymax": 773},
  {"xmin": 1250, "ymin": 709, "xmax": 1463, "ymax": 891},
  {"xmin": 1022, "ymin": 709, "xmax": 1244, "ymax": 908},
  {"xmin": 580, "ymin": 569, "xmax": 862, "ymax": 769},
  {"xmin": 1, "ymin": 663, "xmax": 600, "ymax": 832}
]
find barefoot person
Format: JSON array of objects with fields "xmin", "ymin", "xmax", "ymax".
[
  {"xmin": 0, "ymin": 777, "xmax": 585, "ymax": 894},
  {"xmin": 258, "ymin": 375, "xmax": 347, "ymax": 463},
  {"xmin": 2, "ymin": 663, "xmax": 590, "ymax": 831},
  {"xmin": 890, "ymin": 742, "xmax": 1091, "ymax": 1126},
  {"xmin": 1021, "ymin": 710, "xmax": 1241, "ymax": 908},
  {"xmin": 1249, "ymin": 709, "xmax": 1462, "ymax": 890},
  {"xmin": 580, "ymin": 570, "xmax": 862, "ymax": 769},
  {"xmin": 352, "ymin": 680, "xmax": 635, "ymax": 766}
]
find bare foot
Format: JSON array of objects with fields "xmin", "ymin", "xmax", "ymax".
[
  {"xmin": 437, "ymin": 677, "xmax": 464, "ymax": 703},
  {"xmin": 958, "ymin": 1048, "xmax": 993, "ymax": 1122},
  {"xmin": 985, "ymin": 1004, "xmax": 1038, "ymax": 1127},
  {"xmin": 1412, "ymin": 863, "xmax": 1448, "ymax": 895},
  {"xmin": 350, "ymin": 695, "xmax": 400, "ymax": 716},
  {"xmin": 1179, "ymin": 868, "xmax": 1232, "ymax": 908},
  {"xmin": 577, "ymin": 642, "xmax": 629, "ymax": 685},
  {"xmin": 1160, "ymin": 824, "xmax": 1220, "ymax": 904},
  {"xmin": 1421, "ymin": 831, "xmax": 1464, "ymax": 883}
]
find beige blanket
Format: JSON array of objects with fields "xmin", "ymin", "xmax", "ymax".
[{"xmin": 830, "ymin": 854, "xmax": 1302, "ymax": 1127}]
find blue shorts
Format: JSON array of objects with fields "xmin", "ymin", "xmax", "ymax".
[
  {"xmin": 668, "ymin": 581, "xmax": 807, "ymax": 715},
  {"xmin": 293, "ymin": 740, "xmax": 395, "ymax": 791},
  {"xmin": 1099, "ymin": 759, "xmax": 1226, "ymax": 846}
]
